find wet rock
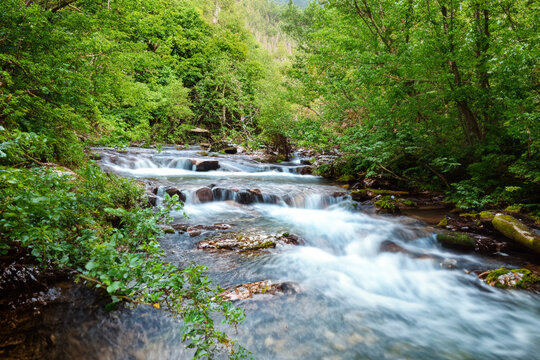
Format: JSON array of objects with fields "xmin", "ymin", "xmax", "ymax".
[
  {"xmin": 200, "ymin": 143, "xmax": 211, "ymax": 150},
  {"xmin": 160, "ymin": 226, "xmax": 175, "ymax": 234},
  {"xmin": 191, "ymin": 159, "xmax": 219, "ymax": 172},
  {"xmin": 280, "ymin": 233, "xmax": 303, "ymax": 245},
  {"xmin": 223, "ymin": 146, "xmax": 237, "ymax": 154},
  {"xmin": 89, "ymin": 153, "xmax": 102, "ymax": 161},
  {"xmin": 298, "ymin": 166, "xmax": 313, "ymax": 175},
  {"xmin": 164, "ymin": 187, "xmax": 186, "ymax": 202},
  {"xmin": 379, "ymin": 241, "xmax": 436, "ymax": 261},
  {"xmin": 219, "ymin": 280, "xmax": 301, "ymax": 301},
  {"xmin": 492, "ymin": 214, "xmax": 540, "ymax": 254},
  {"xmin": 212, "ymin": 187, "xmax": 237, "ymax": 201},
  {"xmin": 195, "ymin": 187, "xmax": 213, "ymax": 203},
  {"xmin": 171, "ymin": 224, "xmax": 188, "ymax": 232},
  {"xmin": 479, "ymin": 268, "xmax": 540, "ymax": 290},
  {"xmin": 197, "ymin": 232, "xmax": 303, "ymax": 251},
  {"xmin": 436, "ymin": 231, "xmax": 476, "ymax": 250},
  {"xmin": 186, "ymin": 224, "xmax": 233, "ymax": 237},
  {"xmin": 236, "ymin": 190, "xmax": 255, "ymax": 205},
  {"xmin": 350, "ymin": 188, "xmax": 409, "ymax": 202},
  {"xmin": 235, "ymin": 189, "xmax": 264, "ymax": 204},
  {"xmin": 147, "ymin": 194, "xmax": 158, "ymax": 207}
]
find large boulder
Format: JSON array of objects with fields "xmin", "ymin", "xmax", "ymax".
[
  {"xmin": 492, "ymin": 214, "xmax": 540, "ymax": 254},
  {"xmin": 192, "ymin": 159, "xmax": 219, "ymax": 171},
  {"xmin": 195, "ymin": 187, "xmax": 213, "ymax": 203}
]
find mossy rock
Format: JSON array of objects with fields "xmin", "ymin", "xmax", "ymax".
[
  {"xmin": 436, "ymin": 232, "xmax": 475, "ymax": 250},
  {"xmin": 374, "ymin": 196, "xmax": 399, "ymax": 213},
  {"xmin": 350, "ymin": 189, "xmax": 370, "ymax": 202},
  {"xmin": 492, "ymin": 214, "xmax": 540, "ymax": 254},
  {"xmin": 399, "ymin": 199, "xmax": 417, "ymax": 207},
  {"xmin": 437, "ymin": 217, "xmax": 448, "ymax": 227},
  {"xmin": 505, "ymin": 205, "xmax": 522, "ymax": 213},
  {"xmin": 479, "ymin": 211, "xmax": 495, "ymax": 221},
  {"xmin": 337, "ymin": 174, "xmax": 356, "ymax": 183},
  {"xmin": 484, "ymin": 268, "xmax": 540, "ymax": 289},
  {"xmin": 162, "ymin": 227, "xmax": 175, "ymax": 234}
]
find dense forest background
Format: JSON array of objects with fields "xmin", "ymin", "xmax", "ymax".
[{"xmin": 2, "ymin": 0, "xmax": 539, "ymax": 211}]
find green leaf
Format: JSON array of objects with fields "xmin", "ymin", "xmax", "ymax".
[{"xmin": 85, "ymin": 260, "xmax": 99, "ymax": 271}]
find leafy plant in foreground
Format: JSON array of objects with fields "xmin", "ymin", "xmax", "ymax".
[{"xmin": 0, "ymin": 163, "xmax": 250, "ymax": 359}]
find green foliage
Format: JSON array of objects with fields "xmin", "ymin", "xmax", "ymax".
[
  {"xmin": 374, "ymin": 196, "xmax": 398, "ymax": 211},
  {"xmin": 0, "ymin": 162, "xmax": 248, "ymax": 358},
  {"xmin": 0, "ymin": 0, "xmax": 286, "ymax": 156},
  {"xmin": 0, "ymin": 129, "xmax": 51, "ymax": 165},
  {"xmin": 278, "ymin": 0, "xmax": 540, "ymax": 211}
]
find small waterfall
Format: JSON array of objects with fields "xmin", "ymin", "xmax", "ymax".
[
  {"xmin": 133, "ymin": 158, "xmax": 157, "ymax": 169},
  {"xmin": 167, "ymin": 158, "xmax": 194, "ymax": 170},
  {"xmin": 155, "ymin": 186, "xmax": 165, "ymax": 206},
  {"xmin": 184, "ymin": 190, "xmax": 195, "ymax": 204}
]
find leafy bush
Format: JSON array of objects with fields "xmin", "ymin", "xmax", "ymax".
[{"xmin": 0, "ymin": 165, "xmax": 248, "ymax": 358}]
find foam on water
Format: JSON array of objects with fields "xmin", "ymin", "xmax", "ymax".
[{"xmin": 94, "ymin": 147, "xmax": 540, "ymax": 359}]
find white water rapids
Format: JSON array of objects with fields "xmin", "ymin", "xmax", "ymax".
[{"xmin": 92, "ymin": 147, "xmax": 539, "ymax": 360}]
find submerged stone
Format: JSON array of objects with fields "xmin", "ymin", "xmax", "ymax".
[
  {"xmin": 197, "ymin": 232, "xmax": 303, "ymax": 251},
  {"xmin": 219, "ymin": 280, "xmax": 301, "ymax": 301}
]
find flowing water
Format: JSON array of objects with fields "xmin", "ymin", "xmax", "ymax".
[{"xmin": 93, "ymin": 147, "xmax": 539, "ymax": 360}]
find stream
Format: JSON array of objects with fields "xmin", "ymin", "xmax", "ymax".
[{"xmin": 70, "ymin": 147, "xmax": 540, "ymax": 359}]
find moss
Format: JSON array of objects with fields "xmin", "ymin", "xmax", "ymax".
[
  {"xmin": 248, "ymin": 241, "xmax": 276, "ymax": 250},
  {"xmin": 437, "ymin": 217, "xmax": 448, "ymax": 227},
  {"xmin": 492, "ymin": 214, "xmax": 540, "ymax": 254},
  {"xmin": 479, "ymin": 211, "xmax": 495, "ymax": 220},
  {"xmin": 282, "ymin": 232, "xmax": 290, "ymax": 237},
  {"xmin": 367, "ymin": 188, "xmax": 408, "ymax": 196},
  {"xmin": 459, "ymin": 213, "xmax": 478, "ymax": 218},
  {"xmin": 163, "ymin": 227, "xmax": 175, "ymax": 234},
  {"xmin": 485, "ymin": 268, "xmax": 540, "ymax": 289},
  {"xmin": 436, "ymin": 232, "xmax": 475, "ymax": 249},
  {"xmin": 399, "ymin": 199, "xmax": 417, "ymax": 207},
  {"xmin": 197, "ymin": 151, "xmax": 208, "ymax": 156},
  {"xmin": 505, "ymin": 204, "xmax": 522, "ymax": 213},
  {"xmin": 337, "ymin": 174, "xmax": 356, "ymax": 183}
]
